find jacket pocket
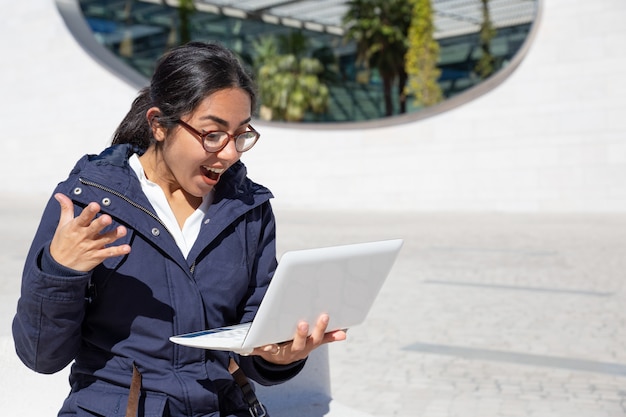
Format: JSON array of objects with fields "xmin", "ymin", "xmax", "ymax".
[{"xmin": 73, "ymin": 380, "xmax": 168, "ymax": 417}]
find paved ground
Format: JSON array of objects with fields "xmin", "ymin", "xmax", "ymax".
[{"xmin": 2, "ymin": 195, "xmax": 626, "ymax": 416}]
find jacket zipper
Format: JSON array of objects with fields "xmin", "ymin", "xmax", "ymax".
[
  {"xmin": 79, "ymin": 177, "xmax": 172, "ymax": 235},
  {"xmin": 79, "ymin": 178, "xmax": 197, "ymax": 274}
]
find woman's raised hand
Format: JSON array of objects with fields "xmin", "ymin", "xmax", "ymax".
[{"xmin": 49, "ymin": 193, "xmax": 131, "ymax": 272}]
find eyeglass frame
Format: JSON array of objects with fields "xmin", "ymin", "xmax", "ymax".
[{"xmin": 175, "ymin": 119, "xmax": 260, "ymax": 153}]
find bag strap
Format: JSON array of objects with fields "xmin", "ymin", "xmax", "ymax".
[
  {"xmin": 229, "ymin": 358, "xmax": 267, "ymax": 417},
  {"xmin": 124, "ymin": 360, "xmax": 266, "ymax": 417},
  {"xmin": 125, "ymin": 364, "xmax": 142, "ymax": 417}
]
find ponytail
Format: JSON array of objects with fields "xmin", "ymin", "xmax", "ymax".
[{"xmin": 111, "ymin": 87, "xmax": 153, "ymax": 148}]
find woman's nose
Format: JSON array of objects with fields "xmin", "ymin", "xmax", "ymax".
[{"xmin": 216, "ymin": 137, "xmax": 240, "ymax": 159}]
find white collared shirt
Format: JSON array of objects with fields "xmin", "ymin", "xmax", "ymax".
[{"xmin": 129, "ymin": 153, "xmax": 213, "ymax": 258}]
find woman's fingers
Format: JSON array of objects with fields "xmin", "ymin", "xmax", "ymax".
[
  {"xmin": 54, "ymin": 193, "xmax": 104, "ymax": 236},
  {"xmin": 50, "ymin": 194, "xmax": 130, "ymax": 271},
  {"xmin": 254, "ymin": 314, "xmax": 347, "ymax": 365},
  {"xmin": 96, "ymin": 226, "xmax": 131, "ymax": 257},
  {"xmin": 289, "ymin": 321, "xmax": 309, "ymax": 352},
  {"xmin": 76, "ymin": 202, "xmax": 103, "ymax": 228},
  {"xmin": 309, "ymin": 314, "xmax": 330, "ymax": 344},
  {"xmin": 323, "ymin": 329, "xmax": 347, "ymax": 344}
]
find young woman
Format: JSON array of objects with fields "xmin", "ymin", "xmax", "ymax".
[{"xmin": 12, "ymin": 42, "xmax": 345, "ymax": 416}]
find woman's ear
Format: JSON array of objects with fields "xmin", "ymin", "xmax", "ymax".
[{"xmin": 146, "ymin": 107, "xmax": 166, "ymax": 142}]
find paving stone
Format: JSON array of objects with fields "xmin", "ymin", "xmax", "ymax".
[{"xmin": 2, "ymin": 199, "xmax": 626, "ymax": 416}]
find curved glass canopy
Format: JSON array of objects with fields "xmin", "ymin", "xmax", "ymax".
[{"xmin": 74, "ymin": 0, "xmax": 538, "ymax": 123}]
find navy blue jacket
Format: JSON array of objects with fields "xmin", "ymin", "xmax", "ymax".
[{"xmin": 13, "ymin": 144, "xmax": 304, "ymax": 416}]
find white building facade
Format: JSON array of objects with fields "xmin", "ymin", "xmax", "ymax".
[{"xmin": 2, "ymin": 0, "xmax": 626, "ymax": 213}]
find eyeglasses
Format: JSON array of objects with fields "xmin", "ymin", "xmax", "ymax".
[{"xmin": 176, "ymin": 119, "xmax": 260, "ymax": 153}]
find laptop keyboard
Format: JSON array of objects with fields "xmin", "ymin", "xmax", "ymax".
[{"xmin": 208, "ymin": 324, "xmax": 249, "ymax": 339}]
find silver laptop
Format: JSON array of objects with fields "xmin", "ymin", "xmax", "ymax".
[{"xmin": 169, "ymin": 239, "xmax": 403, "ymax": 354}]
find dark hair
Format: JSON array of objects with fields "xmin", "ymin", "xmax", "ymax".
[{"xmin": 112, "ymin": 42, "xmax": 257, "ymax": 148}]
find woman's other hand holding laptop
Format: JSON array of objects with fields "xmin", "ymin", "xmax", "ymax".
[{"xmin": 253, "ymin": 314, "xmax": 347, "ymax": 365}]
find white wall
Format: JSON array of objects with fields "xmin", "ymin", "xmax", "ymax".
[
  {"xmin": 2, "ymin": 0, "xmax": 625, "ymax": 213},
  {"xmin": 0, "ymin": 1, "xmax": 137, "ymax": 197},
  {"xmin": 244, "ymin": 0, "xmax": 626, "ymax": 213}
]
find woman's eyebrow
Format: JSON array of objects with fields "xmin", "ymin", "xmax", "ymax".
[{"xmin": 200, "ymin": 115, "xmax": 252, "ymax": 128}]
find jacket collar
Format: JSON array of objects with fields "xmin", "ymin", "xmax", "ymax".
[
  {"xmin": 80, "ymin": 143, "xmax": 272, "ymax": 203},
  {"xmin": 74, "ymin": 144, "xmax": 273, "ymax": 259}
]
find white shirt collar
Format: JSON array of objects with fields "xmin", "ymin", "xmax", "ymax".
[{"xmin": 129, "ymin": 153, "xmax": 213, "ymax": 258}]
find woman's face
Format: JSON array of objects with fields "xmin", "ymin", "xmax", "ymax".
[{"xmin": 153, "ymin": 87, "xmax": 253, "ymax": 198}]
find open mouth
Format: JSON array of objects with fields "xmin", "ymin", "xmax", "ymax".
[{"xmin": 201, "ymin": 166, "xmax": 224, "ymax": 181}]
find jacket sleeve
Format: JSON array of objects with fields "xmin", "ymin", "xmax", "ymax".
[
  {"xmin": 243, "ymin": 356, "xmax": 306, "ymax": 387},
  {"xmin": 12, "ymin": 194, "xmax": 91, "ymax": 374}
]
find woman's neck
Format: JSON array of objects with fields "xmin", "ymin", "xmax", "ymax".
[{"xmin": 138, "ymin": 148, "xmax": 202, "ymax": 229}]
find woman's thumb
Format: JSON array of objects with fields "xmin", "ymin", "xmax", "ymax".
[{"xmin": 54, "ymin": 193, "xmax": 74, "ymax": 225}]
